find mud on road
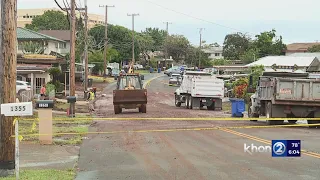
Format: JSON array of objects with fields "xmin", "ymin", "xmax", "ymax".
[{"xmin": 76, "ymin": 75, "xmax": 320, "ymax": 180}]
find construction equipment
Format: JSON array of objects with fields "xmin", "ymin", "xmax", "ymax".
[
  {"xmin": 113, "ymin": 62, "xmax": 147, "ymax": 114},
  {"xmin": 248, "ymin": 71, "xmax": 320, "ymax": 127}
]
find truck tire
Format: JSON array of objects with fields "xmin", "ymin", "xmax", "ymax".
[
  {"xmin": 140, "ymin": 104, "xmax": 147, "ymax": 113},
  {"xmin": 189, "ymin": 97, "xmax": 193, "ymax": 109},
  {"xmin": 114, "ymin": 105, "xmax": 121, "ymax": 114},
  {"xmin": 175, "ymin": 95, "xmax": 181, "ymax": 107},
  {"xmin": 185, "ymin": 96, "xmax": 190, "ymax": 109},
  {"xmin": 207, "ymin": 104, "xmax": 215, "ymax": 110},
  {"xmin": 266, "ymin": 102, "xmax": 283, "ymax": 125},
  {"xmin": 248, "ymin": 102, "xmax": 258, "ymax": 121}
]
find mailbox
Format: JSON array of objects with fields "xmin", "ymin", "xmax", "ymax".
[
  {"xmin": 67, "ymin": 96, "xmax": 77, "ymax": 103},
  {"xmin": 36, "ymin": 100, "xmax": 54, "ymax": 108}
]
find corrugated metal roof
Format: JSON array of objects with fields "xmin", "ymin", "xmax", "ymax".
[
  {"xmin": 288, "ymin": 52, "xmax": 320, "ymax": 57},
  {"xmin": 17, "ymin": 28, "xmax": 65, "ymax": 42},
  {"xmin": 245, "ymin": 56, "xmax": 317, "ymax": 67}
]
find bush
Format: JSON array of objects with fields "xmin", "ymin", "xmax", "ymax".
[{"xmin": 244, "ymin": 93, "xmax": 253, "ymax": 104}]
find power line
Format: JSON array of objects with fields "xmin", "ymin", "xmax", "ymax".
[{"xmin": 143, "ymin": 0, "xmax": 253, "ymax": 35}]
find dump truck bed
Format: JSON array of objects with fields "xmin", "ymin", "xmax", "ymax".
[
  {"xmin": 259, "ymin": 76, "xmax": 320, "ymax": 106},
  {"xmin": 113, "ymin": 89, "xmax": 147, "ymax": 105}
]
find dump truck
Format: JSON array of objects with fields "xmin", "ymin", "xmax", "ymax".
[
  {"xmin": 248, "ymin": 71, "xmax": 320, "ymax": 127},
  {"xmin": 113, "ymin": 60, "xmax": 147, "ymax": 114},
  {"xmin": 174, "ymin": 71, "xmax": 224, "ymax": 110}
]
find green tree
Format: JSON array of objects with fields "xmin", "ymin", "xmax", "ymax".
[
  {"xmin": 252, "ymin": 29, "xmax": 286, "ymax": 57},
  {"xmin": 25, "ymin": 10, "xmax": 84, "ymax": 31},
  {"xmin": 240, "ymin": 48, "xmax": 259, "ymax": 64},
  {"xmin": 165, "ymin": 34, "xmax": 190, "ymax": 61},
  {"xmin": 248, "ymin": 65, "xmax": 264, "ymax": 89},
  {"xmin": 308, "ymin": 45, "xmax": 320, "ymax": 52},
  {"xmin": 212, "ymin": 58, "xmax": 227, "ymax": 65},
  {"xmin": 25, "ymin": 10, "xmax": 69, "ymax": 31},
  {"xmin": 142, "ymin": 27, "xmax": 167, "ymax": 51},
  {"xmin": 222, "ymin": 32, "xmax": 251, "ymax": 60},
  {"xmin": 185, "ymin": 46, "xmax": 211, "ymax": 67}
]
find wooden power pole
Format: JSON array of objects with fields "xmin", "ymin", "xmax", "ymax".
[
  {"xmin": 69, "ymin": 0, "xmax": 76, "ymax": 116},
  {"xmin": 99, "ymin": 5, "xmax": 114, "ymax": 77},
  {"xmin": 0, "ymin": 0, "xmax": 17, "ymax": 174},
  {"xmin": 198, "ymin": 28, "xmax": 205, "ymax": 69},
  {"xmin": 83, "ymin": 0, "xmax": 88, "ymax": 98},
  {"xmin": 163, "ymin": 22, "xmax": 171, "ymax": 68},
  {"xmin": 127, "ymin": 13, "xmax": 139, "ymax": 64}
]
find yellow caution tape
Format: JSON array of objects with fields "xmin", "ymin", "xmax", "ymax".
[
  {"xmin": 16, "ymin": 117, "xmax": 320, "ymax": 121},
  {"xmin": 12, "ymin": 123, "xmax": 320, "ymax": 138}
]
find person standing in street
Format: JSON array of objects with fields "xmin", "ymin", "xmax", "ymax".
[
  {"xmin": 87, "ymin": 88, "xmax": 95, "ymax": 113},
  {"xmin": 40, "ymin": 84, "xmax": 46, "ymax": 100}
]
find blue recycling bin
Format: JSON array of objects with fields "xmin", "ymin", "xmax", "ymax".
[
  {"xmin": 150, "ymin": 67, "xmax": 154, "ymax": 73},
  {"xmin": 229, "ymin": 98, "xmax": 245, "ymax": 117},
  {"xmin": 158, "ymin": 68, "xmax": 161, "ymax": 73}
]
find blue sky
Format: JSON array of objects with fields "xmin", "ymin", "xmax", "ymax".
[{"xmin": 18, "ymin": 0, "xmax": 320, "ymax": 46}]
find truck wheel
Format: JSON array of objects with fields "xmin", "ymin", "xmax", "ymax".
[
  {"xmin": 266, "ymin": 102, "xmax": 283, "ymax": 125},
  {"xmin": 189, "ymin": 97, "xmax": 193, "ymax": 109},
  {"xmin": 185, "ymin": 96, "xmax": 190, "ymax": 109},
  {"xmin": 248, "ymin": 103, "xmax": 258, "ymax": 121},
  {"xmin": 141, "ymin": 104, "xmax": 147, "ymax": 113},
  {"xmin": 114, "ymin": 105, "xmax": 121, "ymax": 114},
  {"xmin": 175, "ymin": 95, "xmax": 181, "ymax": 107}
]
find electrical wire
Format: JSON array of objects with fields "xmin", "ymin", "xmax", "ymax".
[{"xmin": 143, "ymin": 0, "xmax": 253, "ymax": 35}]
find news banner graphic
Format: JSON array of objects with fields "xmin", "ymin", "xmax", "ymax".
[{"xmin": 272, "ymin": 140, "xmax": 301, "ymax": 157}]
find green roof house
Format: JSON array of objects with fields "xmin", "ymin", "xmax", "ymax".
[{"xmin": 17, "ymin": 27, "xmax": 68, "ymax": 55}]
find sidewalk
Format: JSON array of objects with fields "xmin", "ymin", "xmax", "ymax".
[{"xmin": 20, "ymin": 143, "xmax": 79, "ymax": 170}]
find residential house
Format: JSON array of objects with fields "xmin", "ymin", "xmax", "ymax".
[
  {"xmin": 17, "ymin": 27, "xmax": 67, "ymax": 56},
  {"xmin": 245, "ymin": 56, "xmax": 320, "ymax": 72},
  {"xmin": 202, "ymin": 47, "xmax": 224, "ymax": 59},
  {"xmin": 39, "ymin": 30, "xmax": 70, "ymax": 55},
  {"xmin": 285, "ymin": 43, "xmax": 320, "ymax": 56},
  {"xmin": 17, "ymin": 28, "xmax": 67, "ymax": 97},
  {"xmin": 18, "ymin": 8, "xmax": 104, "ymax": 29}
]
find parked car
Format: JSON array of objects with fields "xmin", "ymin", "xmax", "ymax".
[
  {"xmin": 16, "ymin": 80, "xmax": 31, "ymax": 94},
  {"xmin": 169, "ymin": 73, "xmax": 182, "ymax": 86},
  {"xmin": 164, "ymin": 67, "xmax": 182, "ymax": 76}
]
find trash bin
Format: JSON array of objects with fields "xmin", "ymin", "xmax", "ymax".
[
  {"xmin": 158, "ymin": 68, "xmax": 161, "ymax": 73},
  {"xmin": 88, "ymin": 78, "xmax": 93, "ymax": 87},
  {"xmin": 150, "ymin": 67, "xmax": 154, "ymax": 73},
  {"xmin": 229, "ymin": 98, "xmax": 245, "ymax": 117}
]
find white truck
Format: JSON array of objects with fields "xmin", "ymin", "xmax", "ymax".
[{"xmin": 174, "ymin": 71, "xmax": 225, "ymax": 110}]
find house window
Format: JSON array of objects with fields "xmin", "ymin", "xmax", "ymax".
[
  {"xmin": 59, "ymin": 43, "xmax": 66, "ymax": 49},
  {"xmin": 215, "ymin": 53, "xmax": 220, "ymax": 56},
  {"xmin": 55, "ymin": 43, "xmax": 58, "ymax": 48}
]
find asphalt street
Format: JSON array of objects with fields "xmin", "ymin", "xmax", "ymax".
[{"xmin": 75, "ymin": 73, "xmax": 320, "ymax": 180}]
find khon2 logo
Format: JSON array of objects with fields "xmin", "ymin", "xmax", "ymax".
[{"xmin": 272, "ymin": 140, "xmax": 301, "ymax": 157}]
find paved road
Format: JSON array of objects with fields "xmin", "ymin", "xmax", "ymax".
[{"xmin": 76, "ymin": 73, "xmax": 320, "ymax": 180}]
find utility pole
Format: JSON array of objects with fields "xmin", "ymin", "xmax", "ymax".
[
  {"xmin": 83, "ymin": 0, "xmax": 88, "ymax": 99},
  {"xmin": 0, "ymin": 0, "xmax": 17, "ymax": 175},
  {"xmin": 127, "ymin": 13, "xmax": 139, "ymax": 64},
  {"xmin": 69, "ymin": 0, "xmax": 76, "ymax": 116},
  {"xmin": 99, "ymin": 5, "xmax": 114, "ymax": 77},
  {"xmin": 163, "ymin": 22, "xmax": 172, "ymax": 68},
  {"xmin": 198, "ymin": 28, "xmax": 205, "ymax": 69}
]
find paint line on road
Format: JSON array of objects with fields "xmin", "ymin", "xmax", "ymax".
[
  {"xmin": 143, "ymin": 75, "xmax": 165, "ymax": 88},
  {"xmin": 220, "ymin": 128, "xmax": 320, "ymax": 159}
]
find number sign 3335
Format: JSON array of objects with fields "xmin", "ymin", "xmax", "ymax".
[{"xmin": 10, "ymin": 105, "xmax": 26, "ymax": 112}]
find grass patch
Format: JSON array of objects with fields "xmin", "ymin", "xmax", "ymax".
[
  {"xmin": 0, "ymin": 169, "xmax": 75, "ymax": 180},
  {"xmin": 18, "ymin": 117, "xmax": 92, "ymax": 145},
  {"xmin": 53, "ymin": 101, "xmax": 89, "ymax": 113},
  {"xmin": 135, "ymin": 70, "xmax": 149, "ymax": 74}
]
